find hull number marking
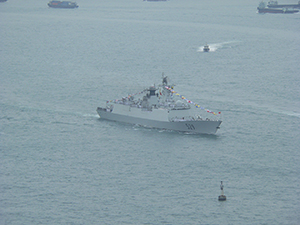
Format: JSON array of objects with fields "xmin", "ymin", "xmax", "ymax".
[{"xmin": 185, "ymin": 124, "xmax": 195, "ymax": 130}]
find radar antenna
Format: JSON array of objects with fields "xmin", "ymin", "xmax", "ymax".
[{"xmin": 162, "ymin": 73, "xmax": 168, "ymax": 86}]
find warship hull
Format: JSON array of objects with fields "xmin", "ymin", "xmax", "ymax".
[{"xmin": 97, "ymin": 107, "xmax": 221, "ymax": 134}]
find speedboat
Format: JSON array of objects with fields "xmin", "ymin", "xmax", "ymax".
[{"xmin": 203, "ymin": 44, "xmax": 210, "ymax": 52}]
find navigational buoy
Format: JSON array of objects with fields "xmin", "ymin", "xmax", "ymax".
[{"xmin": 218, "ymin": 181, "xmax": 226, "ymax": 201}]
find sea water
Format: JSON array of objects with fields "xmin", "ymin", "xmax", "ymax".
[{"xmin": 1, "ymin": 0, "xmax": 300, "ymax": 224}]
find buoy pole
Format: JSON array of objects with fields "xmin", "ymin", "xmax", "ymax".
[
  {"xmin": 221, "ymin": 181, "xmax": 224, "ymax": 195},
  {"xmin": 218, "ymin": 181, "xmax": 226, "ymax": 201}
]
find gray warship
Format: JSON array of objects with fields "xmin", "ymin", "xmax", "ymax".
[{"xmin": 97, "ymin": 76, "xmax": 222, "ymax": 134}]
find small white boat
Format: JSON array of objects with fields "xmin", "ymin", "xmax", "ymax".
[{"xmin": 203, "ymin": 44, "xmax": 210, "ymax": 52}]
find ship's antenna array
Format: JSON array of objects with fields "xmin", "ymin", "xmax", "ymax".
[{"xmin": 162, "ymin": 72, "xmax": 168, "ymax": 86}]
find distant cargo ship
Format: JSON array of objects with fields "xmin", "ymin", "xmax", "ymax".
[
  {"xmin": 267, "ymin": 0, "xmax": 300, "ymax": 8},
  {"xmin": 143, "ymin": 0, "xmax": 168, "ymax": 1},
  {"xmin": 257, "ymin": 1, "xmax": 299, "ymax": 13},
  {"xmin": 48, "ymin": 1, "xmax": 78, "ymax": 8}
]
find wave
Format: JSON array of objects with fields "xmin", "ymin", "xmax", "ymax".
[
  {"xmin": 205, "ymin": 96, "xmax": 300, "ymax": 120},
  {"xmin": 82, "ymin": 114, "xmax": 99, "ymax": 118},
  {"xmin": 270, "ymin": 109, "xmax": 300, "ymax": 119}
]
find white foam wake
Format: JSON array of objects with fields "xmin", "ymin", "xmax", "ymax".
[{"xmin": 197, "ymin": 41, "xmax": 240, "ymax": 52}]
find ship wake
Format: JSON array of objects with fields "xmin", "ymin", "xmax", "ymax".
[{"xmin": 198, "ymin": 41, "xmax": 240, "ymax": 52}]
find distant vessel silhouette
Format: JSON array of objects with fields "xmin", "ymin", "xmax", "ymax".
[
  {"xmin": 48, "ymin": 1, "xmax": 78, "ymax": 9},
  {"xmin": 143, "ymin": 0, "xmax": 168, "ymax": 1},
  {"xmin": 203, "ymin": 44, "xmax": 210, "ymax": 52},
  {"xmin": 257, "ymin": 1, "xmax": 299, "ymax": 13},
  {"xmin": 267, "ymin": 0, "xmax": 300, "ymax": 8}
]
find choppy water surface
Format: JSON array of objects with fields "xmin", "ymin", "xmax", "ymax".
[{"xmin": 1, "ymin": 0, "xmax": 300, "ymax": 224}]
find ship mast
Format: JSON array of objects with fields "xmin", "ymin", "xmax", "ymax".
[{"xmin": 162, "ymin": 73, "xmax": 168, "ymax": 86}]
